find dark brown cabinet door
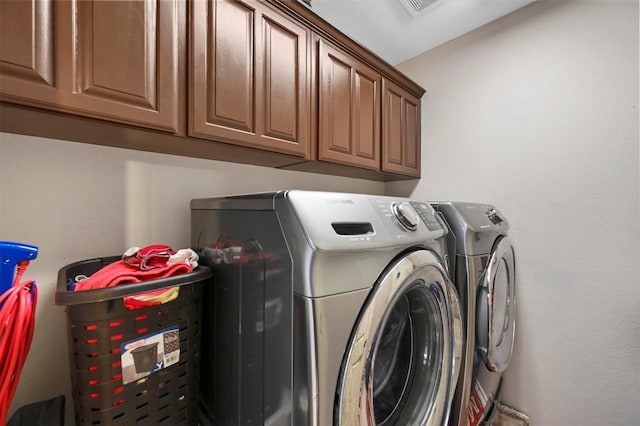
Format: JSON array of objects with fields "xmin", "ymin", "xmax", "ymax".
[
  {"xmin": 59, "ymin": 0, "xmax": 181, "ymax": 132},
  {"xmin": 318, "ymin": 39, "xmax": 381, "ymax": 171},
  {"xmin": 382, "ymin": 78, "xmax": 421, "ymax": 177},
  {"xmin": 190, "ymin": 0, "xmax": 310, "ymax": 158},
  {"xmin": 0, "ymin": 0, "xmax": 181, "ymax": 132},
  {"xmin": 0, "ymin": 0, "xmax": 57, "ymax": 103}
]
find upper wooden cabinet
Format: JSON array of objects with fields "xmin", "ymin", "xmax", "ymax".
[
  {"xmin": 190, "ymin": 0, "xmax": 311, "ymax": 158},
  {"xmin": 0, "ymin": 0, "xmax": 181, "ymax": 132},
  {"xmin": 317, "ymin": 39, "xmax": 381, "ymax": 171},
  {"xmin": 382, "ymin": 78, "xmax": 421, "ymax": 177},
  {"xmin": 0, "ymin": 0, "xmax": 424, "ymax": 180}
]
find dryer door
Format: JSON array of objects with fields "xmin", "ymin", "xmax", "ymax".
[
  {"xmin": 335, "ymin": 249, "xmax": 463, "ymax": 426},
  {"xmin": 476, "ymin": 235, "xmax": 516, "ymax": 373}
]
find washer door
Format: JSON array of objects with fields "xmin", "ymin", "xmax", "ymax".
[
  {"xmin": 476, "ymin": 235, "xmax": 516, "ymax": 373},
  {"xmin": 335, "ymin": 250, "xmax": 463, "ymax": 426}
]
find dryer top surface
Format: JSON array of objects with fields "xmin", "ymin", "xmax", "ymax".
[{"xmin": 433, "ymin": 201, "xmax": 510, "ymax": 256}]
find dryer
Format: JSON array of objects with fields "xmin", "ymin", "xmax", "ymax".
[
  {"xmin": 432, "ymin": 202, "xmax": 516, "ymax": 426},
  {"xmin": 191, "ymin": 190, "xmax": 463, "ymax": 425}
]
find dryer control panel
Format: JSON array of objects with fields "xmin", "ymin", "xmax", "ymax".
[
  {"xmin": 479, "ymin": 205, "xmax": 506, "ymax": 225},
  {"xmin": 432, "ymin": 201, "xmax": 510, "ymax": 256}
]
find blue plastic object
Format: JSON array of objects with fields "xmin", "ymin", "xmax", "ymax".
[{"xmin": 0, "ymin": 241, "xmax": 38, "ymax": 296}]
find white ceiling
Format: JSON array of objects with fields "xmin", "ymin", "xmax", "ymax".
[{"xmin": 303, "ymin": 0, "xmax": 535, "ymax": 65}]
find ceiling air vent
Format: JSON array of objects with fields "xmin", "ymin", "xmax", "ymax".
[{"xmin": 399, "ymin": 0, "xmax": 442, "ymax": 16}]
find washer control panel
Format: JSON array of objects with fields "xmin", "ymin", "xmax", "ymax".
[
  {"xmin": 287, "ymin": 192, "xmax": 448, "ymax": 251},
  {"xmin": 371, "ymin": 198, "xmax": 445, "ymax": 236},
  {"xmin": 392, "ymin": 202, "xmax": 419, "ymax": 231}
]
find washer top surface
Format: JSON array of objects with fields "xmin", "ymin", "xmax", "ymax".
[
  {"xmin": 193, "ymin": 190, "xmax": 449, "ymax": 252},
  {"xmin": 192, "ymin": 191, "xmax": 453, "ymax": 297}
]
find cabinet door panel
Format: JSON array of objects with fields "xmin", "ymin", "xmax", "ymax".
[
  {"xmin": 353, "ymin": 70, "xmax": 378, "ymax": 161},
  {"xmin": 211, "ymin": 0, "xmax": 255, "ymax": 132},
  {"xmin": 60, "ymin": 0, "xmax": 179, "ymax": 131},
  {"xmin": 382, "ymin": 78, "xmax": 421, "ymax": 177},
  {"xmin": 0, "ymin": 0, "xmax": 57, "ymax": 101},
  {"xmin": 318, "ymin": 40, "xmax": 380, "ymax": 170},
  {"xmin": 254, "ymin": 4, "xmax": 309, "ymax": 157},
  {"xmin": 321, "ymin": 53, "xmax": 352, "ymax": 154},
  {"xmin": 76, "ymin": 1, "xmax": 153, "ymax": 105},
  {"xmin": 385, "ymin": 88, "xmax": 403, "ymax": 166},
  {"xmin": 404, "ymin": 99, "xmax": 419, "ymax": 170},
  {"xmin": 191, "ymin": 0, "xmax": 309, "ymax": 158},
  {"xmin": 262, "ymin": 16, "xmax": 303, "ymax": 142}
]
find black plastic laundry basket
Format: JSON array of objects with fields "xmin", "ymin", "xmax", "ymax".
[{"xmin": 55, "ymin": 256, "xmax": 211, "ymax": 426}]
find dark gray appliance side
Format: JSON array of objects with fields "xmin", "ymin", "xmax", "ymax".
[{"xmin": 191, "ymin": 205, "xmax": 293, "ymax": 426}]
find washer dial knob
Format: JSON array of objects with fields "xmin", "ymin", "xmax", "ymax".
[{"xmin": 392, "ymin": 202, "xmax": 419, "ymax": 231}]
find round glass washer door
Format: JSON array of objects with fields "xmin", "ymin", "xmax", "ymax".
[
  {"xmin": 335, "ymin": 249, "xmax": 463, "ymax": 426},
  {"xmin": 476, "ymin": 235, "xmax": 516, "ymax": 373}
]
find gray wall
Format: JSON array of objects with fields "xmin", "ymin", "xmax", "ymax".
[{"xmin": 388, "ymin": 0, "xmax": 639, "ymax": 424}]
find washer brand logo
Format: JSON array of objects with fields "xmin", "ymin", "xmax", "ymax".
[{"xmin": 326, "ymin": 199, "xmax": 354, "ymax": 204}]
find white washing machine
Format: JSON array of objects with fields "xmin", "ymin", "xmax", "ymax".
[
  {"xmin": 432, "ymin": 202, "xmax": 516, "ymax": 426},
  {"xmin": 191, "ymin": 190, "xmax": 463, "ymax": 425}
]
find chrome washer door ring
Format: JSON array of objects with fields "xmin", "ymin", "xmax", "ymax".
[
  {"xmin": 336, "ymin": 250, "xmax": 463, "ymax": 426},
  {"xmin": 477, "ymin": 236, "xmax": 516, "ymax": 373}
]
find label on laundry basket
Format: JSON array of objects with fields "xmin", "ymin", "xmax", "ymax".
[
  {"xmin": 120, "ymin": 326, "xmax": 180, "ymax": 385},
  {"xmin": 467, "ymin": 377, "xmax": 489, "ymax": 426}
]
